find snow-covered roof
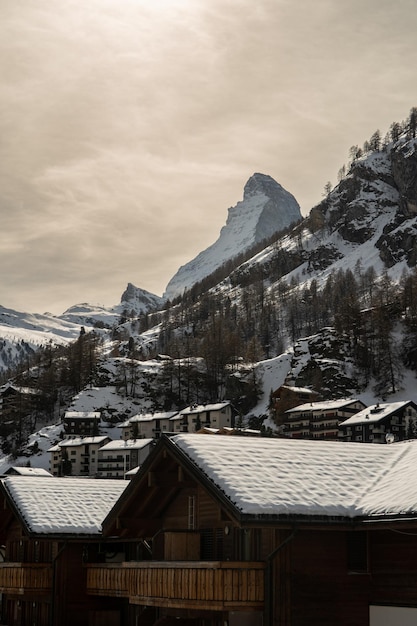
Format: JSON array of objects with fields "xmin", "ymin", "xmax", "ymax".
[
  {"xmin": 5, "ymin": 467, "xmax": 53, "ymax": 477},
  {"xmin": 64, "ymin": 411, "xmax": 101, "ymax": 419},
  {"xmin": 57, "ymin": 436, "xmax": 109, "ymax": 448},
  {"xmin": 119, "ymin": 411, "xmax": 179, "ymax": 427},
  {"xmin": 340, "ymin": 401, "xmax": 412, "ymax": 426},
  {"xmin": 169, "ymin": 414, "xmax": 183, "ymax": 421},
  {"xmin": 0, "ymin": 383, "xmax": 41, "ymax": 396},
  {"xmin": 197, "ymin": 427, "xmax": 220, "ymax": 434},
  {"xmin": 285, "ymin": 398, "xmax": 362, "ymax": 414},
  {"xmin": 1, "ymin": 476, "xmax": 128, "ymax": 536},
  {"xmin": 180, "ymin": 402, "xmax": 230, "ymax": 415},
  {"xmin": 99, "ymin": 438, "xmax": 153, "ymax": 452},
  {"xmin": 170, "ymin": 434, "xmax": 417, "ymax": 520},
  {"xmin": 125, "ymin": 466, "xmax": 140, "ymax": 476},
  {"xmin": 280, "ymin": 385, "xmax": 317, "ymax": 394}
]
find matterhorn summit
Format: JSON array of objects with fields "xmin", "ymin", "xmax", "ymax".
[{"xmin": 163, "ymin": 173, "xmax": 301, "ymax": 300}]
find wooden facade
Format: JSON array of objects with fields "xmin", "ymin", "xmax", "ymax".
[
  {"xmin": 3, "ymin": 437, "xmax": 417, "ymax": 625},
  {"xmin": 0, "ymin": 479, "xmax": 127, "ymax": 626},
  {"xmin": 90, "ymin": 437, "xmax": 417, "ymax": 626},
  {"xmin": 87, "ymin": 560, "xmax": 264, "ymax": 610},
  {"xmin": 0, "ymin": 532, "xmax": 125, "ymax": 625},
  {"xmin": 339, "ymin": 401, "xmax": 417, "ymax": 443}
]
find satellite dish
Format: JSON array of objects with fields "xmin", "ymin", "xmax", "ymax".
[{"xmin": 385, "ymin": 433, "xmax": 395, "ymax": 444}]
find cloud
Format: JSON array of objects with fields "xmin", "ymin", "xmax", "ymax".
[{"xmin": 1, "ymin": 0, "xmax": 417, "ymax": 313}]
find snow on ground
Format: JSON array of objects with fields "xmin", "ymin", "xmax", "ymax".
[{"xmin": 252, "ymin": 351, "xmax": 293, "ymax": 423}]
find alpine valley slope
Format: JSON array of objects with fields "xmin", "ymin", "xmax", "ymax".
[
  {"xmin": 2, "ymin": 134, "xmax": 417, "ymax": 385},
  {"xmin": 0, "ymin": 173, "xmax": 299, "ymax": 372},
  {"xmin": 3, "ymin": 134, "xmax": 417, "ymax": 470},
  {"xmin": 0, "ymin": 285, "xmax": 163, "ymax": 373}
]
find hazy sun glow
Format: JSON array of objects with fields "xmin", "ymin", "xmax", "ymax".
[{"xmin": 1, "ymin": 0, "xmax": 417, "ymax": 314}]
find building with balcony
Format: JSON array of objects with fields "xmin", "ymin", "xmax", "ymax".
[
  {"xmin": 179, "ymin": 401, "xmax": 234, "ymax": 432},
  {"xmin": 338, "ymin": 400, "xmax": 417, "ymax": 443},
  {"xmin": 119, "ymin": 411, "xmax": 179, "ymax": 440},
  {"xmin": 48, "ymin": 436, "xmax": 111, "ymax": 477},
  {"xmin": 3, "ymin": 436, "xmax": 417, "ymax": 624},
  {"xmin": 63, "ymin": 410, "xmax": 101, "ymax": 436},
  {"xmin": 0, "ymin": 476, "xmax": 127, "ymax": 626},
  {"xmin": 271, "ymin": 384, "xmax": 320, "ymax": 426},
  {"xmin": 120, "ymin": 403, "xmax": 234, "ymax": 439},
  {"xmin": 90, "ymin": 434, "xmax": 417, "ymax": 626},
  {"xmin": 97, "ymin": 438, "xmax": 153, "ymax": 478},
  {"xmin": 284, "ymin": 398, "xmax": 366, "ymax": 439}
]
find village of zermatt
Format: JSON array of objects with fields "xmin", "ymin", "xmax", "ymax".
[{"xmin": 2, "ymin": 112, "xmax": 417, "ymax": 625}]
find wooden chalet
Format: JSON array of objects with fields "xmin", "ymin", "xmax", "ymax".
[
  {"xmin": 0, "ymin": 384, "xmax": 41, "ymax": 438},
  {"xmin": 63, "ymin": 411, "xmax": 101, "ymax": 436},
  {"xmin": 84, "ymin": 434, "xmax": 417, "ymax": 626},
  {"xmin": 271, "ymin": 384, "xmax": 319, "ymax": 426},
  {"xmin": 0, "ymin": 476, "xmax": 127, "ymax": 626},
  {"xmin": 339, "ymin": 400, "xmax": 417, "ymax": 443}
]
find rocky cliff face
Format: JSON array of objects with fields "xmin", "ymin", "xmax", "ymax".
[
  {"xmin": 60, "ymin": 284, "xmax": 163, "ymax": 328},
  {"xmin": 308, "ymin": 138, "xmax": 417, "ymax": 269},
  {"xmin": 119, "ymin": 283, "xmax": 163, "ymax": 315},
  {"xmin": 163, "ymin": 173, "xmax": 301, "ymax": 300}
]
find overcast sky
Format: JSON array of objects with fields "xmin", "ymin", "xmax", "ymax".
[{"xmin": 1, "ymin": 0, "xmax": 416, "ymax": 315}]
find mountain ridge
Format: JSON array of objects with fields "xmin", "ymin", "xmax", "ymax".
[{"xmin": 163, "ymin": 172, "xmax": 302, "ymax": 301}]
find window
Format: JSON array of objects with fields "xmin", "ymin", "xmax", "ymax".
[
  {"xmin": 188, "ymin": 495, "xmax": 196, "ymax": 530},
  {"xmin": 347, "ymin": 531, "xmax": 368, "ymax": 573},
  {"xmin": 200, "ymin": 528, "xmax": 224, "ymax": 560}
]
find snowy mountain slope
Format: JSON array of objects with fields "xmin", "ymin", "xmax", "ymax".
[
  {"xmin": 60, "ymin": 283, "xmax": 163, "ymax": 328},
  {"xmin": 225, "ymin": 138, "xmax": 417, "ymax": 302},
  {"xmin": 0, "ymin": 305, "xmax": 89, "ymax": 371},
  {"xmin": 0, "ymin": 284, "xmax": 162, "ymax": 374},
  {"xmin": 163, "ymin": 173, "xmax": 301, "ymax": 300}
]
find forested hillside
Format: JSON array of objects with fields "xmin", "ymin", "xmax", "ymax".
[{"xmin": 1, "ymin": 109, "xmax": 417, "ymax": 459}]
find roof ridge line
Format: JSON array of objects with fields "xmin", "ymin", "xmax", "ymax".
[{"xmin": 353, "ymin": 442, "xmax": 411, "ymax": 514}]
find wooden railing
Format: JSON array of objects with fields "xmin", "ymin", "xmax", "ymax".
[
  {"xmin": 0, "ymin": 563, "xmax": 53, "ymax": 594},
  {"xmin": 86, "ymin": 561, "xmax": 265, "ymax": 611}
]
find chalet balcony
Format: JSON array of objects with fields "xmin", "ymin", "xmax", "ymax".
[
  {"xmin": 371, "ymin": 427, "xmax": 386, "ymax": 434},
  {"xmin": 0, "ymin": 563, "xmax": 53, "ymax": 595},
  {"xmin": 86, "ymin": 560, "xmax": 265, "ymax": 611}
]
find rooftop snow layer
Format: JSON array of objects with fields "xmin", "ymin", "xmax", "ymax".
[
  {"xmin": 99, "ymin": 438, "xmax": 153, "ymax": 451},
  {"xmin": 2, "ymin": 476, "xmax": 128, "ymax": 535},
  {"xmin": 340, "ymin": 401, "xmax": 410, "ymax": 426},
  {"xmin": 285, "ymin": 398, "xmax": 362, "ymax": 413},
  {"xmin": 171, "ymin": 434, "xmax": 417, "ymax": 519}
]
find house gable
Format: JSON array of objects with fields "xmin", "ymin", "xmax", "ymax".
[{"xmin": 103, "ymin": 438, "xmax": 238, "ymax": 542}]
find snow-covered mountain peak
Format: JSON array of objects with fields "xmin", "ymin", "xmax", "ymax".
[
  {"xmin": 163, "ymin": 173, "xmax": 301, "ymax": 300},
  {"xmin": 120, "ymin": 283, "xmax": 163, "ymax": 313},
  {"xmin": 243, "ymin": 172, "xmax": 289, "ymax": 200},
  {"xmin": 60, "ymin": 284, "xmax": 163, "ymax": 328}
]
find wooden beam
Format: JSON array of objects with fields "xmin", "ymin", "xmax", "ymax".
[
  {"xmin": 115, "ymin": 517, "xmax": 161, "ymax": 534},
  {"xmin": 129, "ymin": 595, "xmax": 263, "ymax": 611}
]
